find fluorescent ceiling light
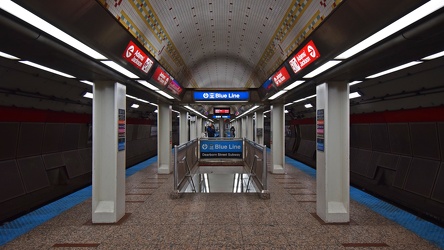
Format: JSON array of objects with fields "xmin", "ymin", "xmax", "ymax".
[
  {"xmin": 156, "ymin": 90, "xmax": 174, "ymax": 99},
  {"xmin": 349, "ymin": 81, "xmax": 362, "ymax": 86},
  {"xmin": 80, "ymin": 80, "xmax": 93, "ymax": 86},
  {"xmin": 137, "ymin": 80, "xmax": 159, "ymax": 91},
  {"xmin": 284, "ymin": 110, "xmax": 289, "ymax": 113},
  {"xmin": 154, "ymin": 109, "xmax": 158, "ymax": 113},
  {"xmin": 83, "ymin": 92, "xmax": 93, "ymax": 99},
  {"xmin": 304, "ymin": 104, "xmax": 313, "ymax": 108},
  {"xmin": 126, "ymin": 94, "xmax": 150, "ymax": 103},
  {"xmin": 422, "ymin": 51, "xmax": 444, "ymax": 60},
  {"xmin": 0, "ymin": 51, "xmax": 20, "ymax": 60},
  {"xmin": 268, "ymin": 90, "xmax": 287, "ymax": 100},
  {"xmin": 184, "ymin": 105, "xmax": 207, "ymax": 119},
  {"xmin": 101, "ymin": 60, "xmax": 139, "ymax": 79},
  {"xmin": 19, "ymin": 60, "xmax": 75, "ymax": 78},
  {"xmin": 284, "ymin": 103, "xmax": 293, "ymax": 107},
  {"xmin": 131, "ymin": 104, "xmax": 139, "ymax": 108},
  {"xmin": 349, "ymin": 92, "xmax": 361, "ymax": 99},
  {"xmin": 294, "ymin": 94, "xmax": 316, "ymax": 103},
  {"xmin": 0, "ymin": 0, "xmax": 107, "ymax": 60},
  {"xmin": 263, "ymin": 110, "xmax": 271, "ymax": 114},
  {"xmin": 149, "ymin": 102, "xmax": 158, "ymax": 107},
  {"xmin": 303, "ymin": 60, "xmax": 342, "ymax": 78},
  {"xmin": 366, "ymin": 61, "xmax": 422, "ymax": 79},
  {"xmin": 335, "ymin": 0, "xmax": 444, "ymax": 60},
  {"xmin": 284, "ymin": 80, "xmax": 305, "ymax": 91}
]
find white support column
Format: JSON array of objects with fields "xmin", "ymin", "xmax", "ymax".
[
  {"xmin": 316, "ymin": 81, "xmax": 350, "ymax": 223},
  {"xmin": 246, "ymin": 114, "xmax": 254, "ymax": 141},
  {"xmin": 92, "ymin": 81, "xmax": 126, "ymax": 223},
  {"xmin": 271, "ymin": 103, "xmax": 285, "ymax": 174},
  {"xmin": 196, "ymin": 116, "xmax": 202, "ymax": 138},
  {"xmin": 255, "ymin": 109, "xmax": 264, "ymax": 145},
  {"xmin": 241, "ymin": 116, "xmax": 247, "ymax": 138},
  {"xmin": 158, "ymin": 102, "xmax": 172, "ymax": 174},
  {"xmin": 189, "ymin": 116, "xmax": 197, "ymax": 140},
  {"xmin": 218, "ymin": 119, "xmax": 224, "ymax": 137},
  {"xmin": 179, "ymin": 111, "xmax": 188, "ymax": 144}
]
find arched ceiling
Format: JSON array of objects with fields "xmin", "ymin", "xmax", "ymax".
[{"xmin": 99, "ymin": 0, "xmax": 342, "ymax": 89}]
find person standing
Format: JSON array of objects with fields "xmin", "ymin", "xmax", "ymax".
[
  {"xmin": 230, "ymin": 126, "xmax": 235, "ymax": 137},
  {"xmin": 207, "ymin": 123, "xmax": 215, "ymax": 137}
]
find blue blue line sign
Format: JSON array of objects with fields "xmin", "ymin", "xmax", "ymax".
[
  {"xmin": 194, "ymin": 91, "xmax": 249, "ymax": 101},
  {"xmin": 200, "ymin": 140, "xmax": 243, "ymax": 158}
]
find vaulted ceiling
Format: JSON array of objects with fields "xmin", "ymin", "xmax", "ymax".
[{"xmin": 100, "ymin": 0, "xmax": 341, "ymax": 89}]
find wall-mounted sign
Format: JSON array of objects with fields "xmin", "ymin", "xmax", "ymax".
[
  {"xmin": 194, "ymin": 91, "xmax": 249, "ymax": 101},
  {"xmin": 122, "ymin": 41, "xmax": 154, "ymax": 74},
  {"xmin": 200, "ymin": 140, "xmax": 242, "ymax": 158},
  {"xmin": 214, "ymin": 108, "xmax": 230, "ymax": 114},
  {"xmin": 167, "ymin": 79, "xmax": 183, "ymax": 95},
  {"xmin": 316, "ymin": 109, "xmax": 324, "ymax": 152},
  {"xmin": 272, "ymin": 67, "xmax": 290, "ymax": 87},
  {"xmin": 118, "ymin": 109, "xmax": 126, "ymax": 151},
  {"xmin": 152, "ymin": 66, "xmax": 170, "ymax": 86},
  {"xmin": 289, "ymin": 40, "xmax": 320, "ymax": 74}
]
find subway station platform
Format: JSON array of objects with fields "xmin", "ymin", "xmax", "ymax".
[{"xmin": 1, "ymin": 155, "xmax": 443, "ymax": 249}]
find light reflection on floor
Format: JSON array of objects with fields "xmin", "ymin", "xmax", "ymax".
[{"xmin": 182, "ymin": 166, "xmax": 258, "ymax": 193}]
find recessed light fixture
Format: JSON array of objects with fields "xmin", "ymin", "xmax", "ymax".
[
  {"xmin": 137, "ymin": 80, "xmax": 159, "ymax": 91},
  {"xmin": 131, "ymin": 104, "xmax": 139, "ymax": 108},
  {"xmin": 80, "ymin": 80, "xmax": 94, "ymax": 86},
  {"xmin": 366, "ymin": 61, "xmax": 422, "ymax": 79},
  {"xmin": 19, "ymin": 60, "xmax": 75, "ymax": 78},
  {"xmin": 83, "ymin": 92, "xmax": 93, "ymax": 99},
  {"xmin": 101, "ymin": 61, "xmax": 139, "ymax": 79},
  {"xmin": 335, "ymin": 0, "xmax": 444, "ymax": 60},
  {"xmin": 303, "ymin": 60, "xmax": 342, "ymax": 78},
  {"xmin": 422, "ymin": 50, "xmax": 444, "ymax": 60},
  {"xmin": 304, "ymin": 103, "xmax": 313, "ymax": 108},
  {"xmin": 349, "ymin": 92, "xmax": 361, "ymax": 99},
  {"xmin": 0, "ymin": 0, "xmax": 107, "ymax": 60},
  {"xmin": 0, "ymin": 51, "xmax": 20, "ymax": 60}
]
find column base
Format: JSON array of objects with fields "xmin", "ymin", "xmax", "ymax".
[
  {"xmin": 271, "ymin": 164, "xmax": 285, "ymax": 174},
  {"xmin": 158, "ymin": 164, "xmax": 171, "ymax": 174}
]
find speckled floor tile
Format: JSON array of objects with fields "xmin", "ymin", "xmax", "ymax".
[
  {"xmin": 241, "ymin": 224, "xmax": 289, "ymax": 245},
  {"xmin": 200, "ymin": 224, "xmax": 242, "ymax": 245}
]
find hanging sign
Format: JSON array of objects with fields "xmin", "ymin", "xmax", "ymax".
[
  {"xmin": 122, "ymin": 41, "xmax": 154, "ymax": 74},
  {"xmin": 289, "ymin": 40, "xmax": 320, "ymax": 74},
  {"xmin": 194, "ymin": 91, "xmax": 249, "ymax": 101},
  {"xmin": 272, "ymin": 67, "xmax": 290, "ymax": 87},
  {"xmin": 200, "ymin": 140, "xmax": 243, "ymax": 158},
  {"xmin": 167, "ymin": 79, "xmax": 183, "ymax": 95},
  {"xmin": 152, "ymin": 66, "xmax": 171, "ymax": 86}
]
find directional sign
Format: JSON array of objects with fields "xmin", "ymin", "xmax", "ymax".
[
  {"xmin": 200, "ymin": 140, "xmax": 243, "ymax": 158},
  {"xmin": 194, "ymin": 91, "xmax": 249, "ymax": 101},
  {"xmin": 122, "ymin": 41, "xmax": 154, "ymax": 74},
  {"xmin": 288, "ymin": 40, "xmax": 320, "ymax": 74}
]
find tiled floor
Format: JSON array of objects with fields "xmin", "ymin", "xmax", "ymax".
[{"xmin": 1, "ymin": 160, "xmax": 441, "ymax": 249}]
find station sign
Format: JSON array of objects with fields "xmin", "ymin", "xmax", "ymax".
[
  {"xmin": 289, "ymin": 40, "xmax": 320, "ymax": 74},
  {"xmin": 272, "ymin": 67, "xmax": 290, "ymax": 87},
  {"xmin": 167, "ymin": 79, "xmax": 183, "ymax": 95},
  {"xmin": 200, "ymin": 140, "xmax": 242, "ymax": 158},
  {"xmin": 122, "ymin": 41, "xmax": 154, "ymax": 74},
  {"xmin": 194, "ymin": 91, "xmax": 249, "ymax": 102},
  {"xmin": 152, "ymin": 66, "xmax": 171, "ymax": 86}
]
